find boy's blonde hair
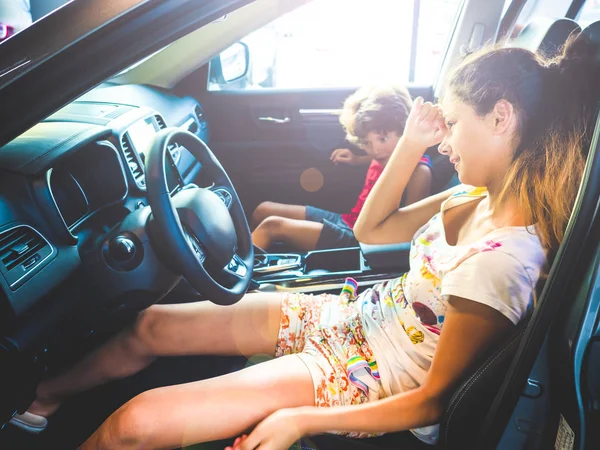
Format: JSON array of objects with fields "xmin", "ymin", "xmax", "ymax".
[{"xmin": 339, "ymin": 85, "xmax": 413, "ymax": 147}]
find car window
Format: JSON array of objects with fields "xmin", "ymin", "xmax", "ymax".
[
  {"xmin": 29, "ymin": 0, "xmax": 73, "ymax": 20},
  {"xmin": 511, "ymin": 0, "xmax": 573, "ymax": 36},
  {"xmin": 577, "ymin": 0, "xmax": 600, "ymax": 27},
  {"xmin": 0, "ymin": 0, "xmax": 32, "ymax": 39},
  {"xmin": 209, "ymin": 0, "xmax": 462, "ymax": 91}
]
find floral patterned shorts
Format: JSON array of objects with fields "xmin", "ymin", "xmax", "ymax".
[{"xmin": 275, "ymin": 292, "xmax": 384, "ymax": 438}]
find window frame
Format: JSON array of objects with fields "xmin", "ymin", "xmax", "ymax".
[{"xmin": 566, "ymin": 0, "xmax": 587, "ymax": 19}]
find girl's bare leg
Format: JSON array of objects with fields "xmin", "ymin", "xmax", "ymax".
[
  {"xmin": 79, "ymin": 355, "xmax": 315, "ymax": 450},
  {"xmin": 251, "ymin": 202, "xmax": 307, "ymax": 229},
  {"xmin": 251, "ymin": 217, "xmax": 323, "ymax": 251},
  {"xmin": 30, "ymin": 293, "xmax": 284, "ymax": 417}
]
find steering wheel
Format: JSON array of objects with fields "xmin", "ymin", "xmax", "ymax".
[{"xmin": 144, "ymin": 129, "xmax": 253, "ymax": 305}]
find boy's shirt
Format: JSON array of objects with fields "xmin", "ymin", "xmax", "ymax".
[{"xmin": 341, "ymin": 155, "xmax": 432, "ymax": 229}]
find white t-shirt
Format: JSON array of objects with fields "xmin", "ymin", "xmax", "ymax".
[{"xmin": 355, "ymin": 186, "xmax": 548, "ymax": 444}]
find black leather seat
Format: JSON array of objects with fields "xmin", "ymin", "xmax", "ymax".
[{"xmin": 511, "ymin": 17, "xmax": 581, "ymax": 56}]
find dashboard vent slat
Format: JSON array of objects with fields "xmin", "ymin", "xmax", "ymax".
[
  {"xmin": 104, "ymin": 105, "xmax": 133, "ymax": 120},
  {"xmin": 194, "ymin": 105, "xmax": 204, "ymax": 122},
  {"xmin": 0, "ymin": 229, "xmax": 24, "ymax": 255},
  {"xmin": 120, "ymin": 134, "xmax": 144, "ymax": 181},
  {"xmin": 0, "ymin": 227, "xmax": 49, "ymax": 272},
  {"xmin": 155, "ymin": 115, "xmax": 167, "ymax": 130}
]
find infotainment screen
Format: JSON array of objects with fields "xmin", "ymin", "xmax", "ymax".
[{"xmin": 127, "ymin": 117, "xmax": 158, "ymax": 156}]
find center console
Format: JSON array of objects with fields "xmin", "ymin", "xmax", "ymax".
[
  {"xmin": 252, "ymin": 242, "xmax": 411, "ymax": 295},
  {"xmin": 253, "ymin": 253, "xmax": 303, "ymax": 274}
]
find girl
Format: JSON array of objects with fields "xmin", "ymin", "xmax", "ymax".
[{"xmin": 13, "ymin": 34, "xmax": 599, "ymax": 450}]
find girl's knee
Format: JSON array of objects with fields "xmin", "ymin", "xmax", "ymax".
[
  {"xmin": 252, "ymin": 201, "xmax": 277, "ymax": 225},
  {"xmin": 102, "ymin": 398, "xmax": 151, "ymax": 449},
  {"xmin": 132, "ymin": 306, "xmax": 165, "ymax": 356},
  {"xmin": 256, "ymin": 216, "xmax": 286, "ymax": 237}
]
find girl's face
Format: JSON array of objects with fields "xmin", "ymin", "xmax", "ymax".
[{"xmin": 438, "ymin": 93, "xmax": 517, "ymax": 190}]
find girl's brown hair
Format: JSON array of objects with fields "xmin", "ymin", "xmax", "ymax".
[
  {"xmin": 447, "ymin": 34, "xmax": 600, "ymax": 249},
  {"xmin": 339, "ymin": 85, "xmax": 413, "ymax": 146}
]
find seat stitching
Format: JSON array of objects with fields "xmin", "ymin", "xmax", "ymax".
[{"xmin": 442, "ymin": 332, "xmax": 522, "ymax": 444}]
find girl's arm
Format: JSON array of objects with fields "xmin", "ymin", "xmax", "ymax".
[
  {"xmin": 403, "ymin": 163, "xmax": 433, "ymax": 206},
  {"xmin": 354, "ymin": 98, "xmax": 458, "ymax": 245},
  {"xmin": 297, "ymin": 296, "xmax": 513, "ymax": 435}
]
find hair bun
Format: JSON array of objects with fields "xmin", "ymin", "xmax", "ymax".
[
  {"xmin": 541, "ymin": 32, "xmax": 600, "ymax": 136},
  {"xmin": 550, "ymin": 32, "xmax": 600, "ymax": 77}
]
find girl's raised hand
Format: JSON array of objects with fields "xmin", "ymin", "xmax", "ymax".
[{"xmin": 403, "ymin": 96, "xmax": 447, "ymax": 148}]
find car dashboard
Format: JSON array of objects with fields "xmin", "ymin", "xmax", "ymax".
[{"xmin": 0, "ymin": 84, "xmax": 209, "ymax": 339}]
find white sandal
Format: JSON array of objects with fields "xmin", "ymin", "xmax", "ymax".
[{"xmin": 9, "ymin": 411, "xmax": 48, "ymax": 434}]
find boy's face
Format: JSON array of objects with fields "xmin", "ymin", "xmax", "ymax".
[{"xmin": 358, "ymin": 131, "xmax": 400, "ymax": 164}]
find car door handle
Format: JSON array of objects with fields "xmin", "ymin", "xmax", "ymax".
[
  {"xmin": 258, "ymin": 116, "xmax": 291, "ymax": 124},
  {"xmin": 298, "ymin": 108, "xmax": 342, "ymax": 123},
  {"xmin": 299, "ymin": 109, "xmax": 341, "ymax": 116}
]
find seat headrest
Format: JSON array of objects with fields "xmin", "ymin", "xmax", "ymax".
[
  {"xmin": 511, "ymin": 17, "xmax": 581, "ymax": 57},
  {"xmin": 582, "ymin": 20, "xmax": 600, "ymax": 45}
]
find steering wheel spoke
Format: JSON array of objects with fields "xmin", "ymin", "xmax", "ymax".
[
  {"xmin": 223, "ymin": 252, "xmax": 249, "ymax": 280},
  {"xmin": 183, "ymin": 226, "xmax": 206, "ymax": 264}
]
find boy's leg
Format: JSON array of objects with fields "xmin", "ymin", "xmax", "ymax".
[
  {"xmin": 251, "ymin": 202, "xmax": 307, "ymax": 229},
  {"xmin": 251, "ymin": 217, "xmax": 324, "ymax": 251},
  {"xmin": 30, "ymin": 293, "xmax": 284, "ymax": 417},
  {"xmin": 79, "ymin": 355, "xmax": 315, "ymax": 450}
]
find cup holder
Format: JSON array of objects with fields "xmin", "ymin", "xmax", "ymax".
[
  {"xmin": 253, "ymin": 253, "xmax": 302, "ymax": 274},
  {"xmin": 254, "ymin": 255, "xmax": 268, "ymax": 267}
]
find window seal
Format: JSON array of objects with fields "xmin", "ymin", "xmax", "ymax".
[
  {"xmin": 497, "ymin": 0, "xmax": 528, "ymax": 41},
  {"xmin": 432, "ymin": 0, "xmax": 466, "ymax": 92},
  {"xmin": 408, "ymin": 0, "xmax": 421, "ymax": 83}
]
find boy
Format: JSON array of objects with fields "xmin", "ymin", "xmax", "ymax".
[{"xmin": 251, "ymin": 85, "xmax": 432, "ymax": 251}]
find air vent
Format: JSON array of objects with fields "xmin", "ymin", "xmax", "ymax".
[
  {"xmin": 194, "ymin": 105, "xmax": 204, "ymax": 122},
  {"xmin": 104, "ymin": 105, "xmax": 133, "ymax": 120},
  {"xmin": 0, "ymin": 226, "xmax": 54, "ymax": 290},
  {"xmin": 167, "ymin": 142, "xmax": 182, "ymax": 165},
  {"xmin": 121, "ymin": 134, "xmax": 145, "ymax": 183},
  {"xmin": 155, "ymin": 115, "xmax": 167, "ymax": 130}
]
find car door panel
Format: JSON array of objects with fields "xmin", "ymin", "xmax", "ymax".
[{"xmin": 198, "ymin": 86, "xmax": 434, "ymax": 215}]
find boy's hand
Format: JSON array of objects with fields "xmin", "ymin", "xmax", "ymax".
[
  {"xmin": 330, "ymin": 148, "xmax": 370, "ymax": 166},
  {"xmin": 403, "ymin": 96, "xmax": 447, "ymax": 149}
]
